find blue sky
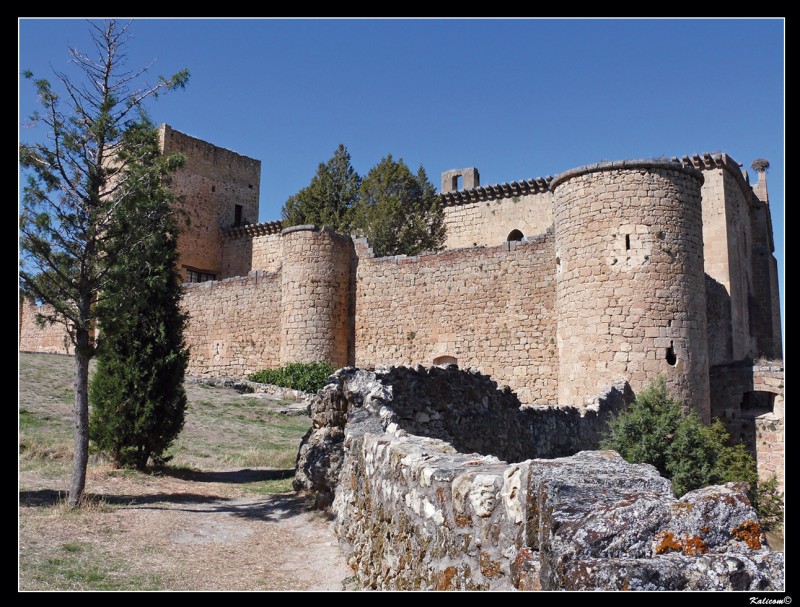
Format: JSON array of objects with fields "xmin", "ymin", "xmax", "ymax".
[{"xmin": 19, "ymin": 18, "xmax": 784, "ymax": 338}]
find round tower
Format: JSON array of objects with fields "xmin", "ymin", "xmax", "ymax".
[
  {"xmin": 279, "ymin": 225, "xmax": 353, "ymax": 369},
  {"xmin": 551, "ymin": 160, "xmax": 710, "ymax": 421}
]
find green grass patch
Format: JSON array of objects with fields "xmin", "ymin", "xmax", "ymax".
[
  {"xmin": 19, "ymin": 408, "xmax": 46, "ymax": 431},
  {"xmin": 25, "ymin": 554, "xmax": 162, "ymax": 590}
]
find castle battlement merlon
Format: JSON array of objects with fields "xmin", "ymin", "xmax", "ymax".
[
  {"xmin": 440, "ymin": 176, "xmax": 553, "ymax": 207},
  {"xmin": 222, "ymin": 219, "xmax": 284, "ymax": 239}
]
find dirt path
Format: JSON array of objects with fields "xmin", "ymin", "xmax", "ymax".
[
  {"xmin": 19, "ymin": 472, "xmax": 354, "ymax": 591},
  {"xmin": 19, "ymin": 352, "xmax": 355, "ymax": 591}
]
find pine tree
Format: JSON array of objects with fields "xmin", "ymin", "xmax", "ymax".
[
  {"xmin": 352, "ymin": 155, "xmax": 445, "ymax": 257},
  {"xmin": 19, "ymin": 20, "xmax": 188, "ymax": 506},
  {"xmin": 281, "ymin": 144, "xmax": 360, "ymax": 232},
  {"xmin": 89, "ymin": 120, "xmax": 188, "ymax": 471}
]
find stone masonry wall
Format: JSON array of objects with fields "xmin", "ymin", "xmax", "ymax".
[
  {"xmin": 280, "ymin": 226, "xmax": 354, "ymax": 368},
  {"xmin": 182, "ymin": 270, "xmax": 281, "ymax": 377},
  {"xmin": 18, "ymin": 298, "xmax": 74, "ymax": 355},
  {"xmin": 698, "ymin": 160, "xmax": 756, "ymax": 363},
  {"xmin": 709, "ymin": 361, "xmax": 785, "ymax": 492},
  {"xmin": 552, "ymin": 161, "xmax": 710, "ymax": 420},
  {"xmin": 354, "ymin": 232, "xmax": 557, "ymax": 406},
  {"xmin": 297, "ymin": 366, "xmax": 783, "ymax": 591},
  {"xmin": 442, "ymin": 190, "xmax": 553, "ymax": 249},
  {"xmin": 295, "ymin": 366, "xmax": 632, "ymax": 507},
  {"xmin": 221, "ymin": 231, "xmax": 283, "ymax": 278},
  {"xmin": 160, "ymin": 125, "xmax": 261, "ymax": 279}
]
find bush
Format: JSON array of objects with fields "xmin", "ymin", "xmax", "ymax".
[
  {"xmin": 601, "ymin": 377, "xmax": 783, "ymax": 530},
  {"xmin": 754, "ymin": 476, "xmax": 785, "ymax": 533},
  {"xmin": 248, "ymin": 362, "xmax": 335, "ymax": 393}
]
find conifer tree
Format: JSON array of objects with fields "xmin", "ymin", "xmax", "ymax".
[
  {"xmin": 352, "ymin": 155, "xmax": 445, "ymax": 257},
  {"xmin": 89, "ymin": 120, "xmax": 188, "ymax": 471},
  {"xmin": 19, "ymin": 20, "xmax": 188, "ymax": 505},
  {"xmin": 281, "ymin": 144, "xmax": 360, "ymax": 231}
]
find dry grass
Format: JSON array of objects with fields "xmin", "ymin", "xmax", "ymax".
[{"xmin": 18, "ymin": 352, "xmax": 352, "ymax": 591}]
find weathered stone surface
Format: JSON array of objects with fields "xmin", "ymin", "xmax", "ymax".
[
  {"xmin": 298, "ymin": 366, "xmax": 783, "ymax": 591},
  {"xmin": 559, "ymin": 552, "xmax": 784, "ymax": 591},
  {"xmin": 659, "ymin": 483, "xmax": 766, "ymax": 553},
  {"xmin": 293, "ymin": 426, "xmax": 344, "ymax": 508},
  {"xmin": 294, "ymin": 365, "xmax": 631, "ymax": 508}
]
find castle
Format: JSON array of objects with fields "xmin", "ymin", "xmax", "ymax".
[{"xmin": 18, "ymin": 124, "xmax": 784, "ymax": 489}]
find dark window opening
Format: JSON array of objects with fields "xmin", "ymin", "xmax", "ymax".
[
  {"xmin": 248, "ymin": 184, "xmax": 253, "ymax": 189},
  {"xmin": 665, "ymin": 341, "xmax": 677, "ymax": 366},
  {"xmin": 740, "ymin": 391, "xmax": 775, "ymax": 415},
  {"xmin": 432, "ymin": 355, "xmax": 458, "ymax": 367},
  {"xmin": 625, "ymin": 234, "xmax": 631, "ymax": 251},
  {"xmin": 507, "ymin": 229, "xmax": 524, "ymax": 242},
  {"xmin": 212, "ymin": 185, "xmax": 216, "ymax": 193},
  {"xmin": 187, "ymin": 269, "xmax": 216, "ymax": 283},
  {"xmin": 234, "ymin": 204, "xmax": 243, "ymax": 227}
]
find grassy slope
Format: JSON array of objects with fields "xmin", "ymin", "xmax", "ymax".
[{"xmin": 19, "ymin": 352, "xmax": 314, "ymax": 590}]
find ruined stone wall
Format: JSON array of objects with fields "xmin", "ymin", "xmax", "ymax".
[
  {"xmin": 442, "ymin": 189, "xmax": 553, "ymax": 249},
  {"xmin": 280, "ymin": 226, "xmax": 353, "ymax": 368},
  {"xmin": 709, "ymin": 361, "xmax": 785, "ymax": 492},
  {"xmin": 297, "ymin": 366, "xmax": 783, "ymax": 591},
  {"xmin": 18, "ymin": 298, "xmax": 74, "ymax": 355},
  {"xmin": 160, "ymin": 125, "xmax": 261, "ymax": 279},
  {"xmin": 354, "ymin": 232, "xmax": 557, "ymax": 406},
  {"xmin": 552, "ymin": 161, "xmax": 710, "ymax": 420},
  {"xmin": 182, "ymin": 271, "xmax": 281, "ymax": 377}
]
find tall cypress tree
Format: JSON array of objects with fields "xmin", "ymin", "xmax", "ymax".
[{"xmin": 89, "ymin": 119, "xmax": 188, "ymax": 471}]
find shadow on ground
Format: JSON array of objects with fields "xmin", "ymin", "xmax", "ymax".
[
  {"xmin": 18, "ymin": 488, "xmax": 231, "ymax": 507},
  {"xmin": 164, "ymin": 467, "xmax": 294, "ymax": 484},
  {"xmin": 18, "ymin": 486, "xmax": 322, "ymax": 524}
]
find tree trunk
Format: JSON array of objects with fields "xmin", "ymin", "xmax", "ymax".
[{"xmin": 68, "ymin": 328, "xmax": 91, "ymax": 508}]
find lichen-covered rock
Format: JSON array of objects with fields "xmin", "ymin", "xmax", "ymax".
[
  {"xmin": 527, "ymin": 452, "xmax": 782, "ymax": 591},
  {"xmin": 656, "ymin": 482, "xmax": 766, "ymax": 554},
  {"xmin": 559, "ymin": 552, "xmax": 784, "ymax": 591}
]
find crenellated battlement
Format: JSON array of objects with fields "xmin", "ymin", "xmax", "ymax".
[{"xmin": 221, "ymin": 219, "xmax": 283, "ymax": 239}]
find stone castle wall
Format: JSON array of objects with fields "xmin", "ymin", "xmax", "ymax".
[
  {"xmin": 18, "ymin": 298, "xmax": 74, "ymax": 355},
  {"xmin": 552, "ymin": 161, "xmax": 710, "ymax": 419},
  {"xmin": 442, "ymin": 188, "xmax": 553, "ymax": 249},
  {"xmin": 182, "ymin": 270, "xmax": 282, "ymax": 377},
  {"xmin": 695, "ymin": 156, "xmax": 758, "ymax": 363},
  {"xmin": 221, "ymin": 225, "xmax": 283, "ymax": 279},
  {"xmin": 354, "ymin": 232, "xmax": 557, "ymax": 405},
  {"xmin": 160, "ymin": 125, "xmax": 261, "ymax": 280}
]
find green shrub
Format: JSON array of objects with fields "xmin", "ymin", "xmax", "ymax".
[
  {"xmin": 248, "ymin": 362, "xmax": 335, "ymax": 393},
  {"xmin": 601, "ymin": 376, "xmax": 783, "ymax": 530},
  {"xmin": 754, "ymin": 476, "xmax": 785, "ymax": 533}
]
